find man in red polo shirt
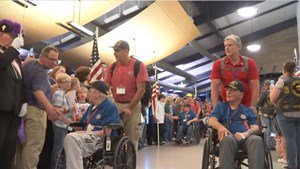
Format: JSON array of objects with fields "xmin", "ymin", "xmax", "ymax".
[
  {"xmin": 104, "ymin": 40, "xmax": 149, "ymax": 149},
  {"xmin": 186, "ymin": 93, "xmax": 202, "ymax": 117},
  {"xmin": 210, "ymin": 34, "xmax": 259, "ymax": 111}
]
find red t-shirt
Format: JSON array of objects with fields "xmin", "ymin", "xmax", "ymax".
[
  {"xmin": 187, "ymin": 100, "xmax": 201, "ymax": 114},
  {"xmin": 210, "ymin": 55, "xmax": 259, "ymax": 106},
  {"xmin": 104, "ymin": 58, "xmax": 149, "ymax": 102}
]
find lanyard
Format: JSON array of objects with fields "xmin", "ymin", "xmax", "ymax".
[
  {"xmin": 230, "ymin": 66, "xmax": 240, "ymax": 80},
  {"xmin": 86, "ymin": 106, "xmax": 100, "ymax": 125},
  {"xmin": 225, "ymin": 105, "xmax": 240, "ymax": 129}
]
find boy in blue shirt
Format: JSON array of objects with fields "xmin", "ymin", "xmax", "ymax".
[{"xmin": 208, "ymin": 80, "xmax": 264, "ymax": 169}]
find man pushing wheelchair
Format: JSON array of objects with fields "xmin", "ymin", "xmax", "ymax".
[{"xmin": 208, "ymin": 80, "xmax": 265, "ymax": 169}]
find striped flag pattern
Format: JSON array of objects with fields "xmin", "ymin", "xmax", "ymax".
[
  {"xmin": 151, "ymin": 80, "xmax": 159, "ymax": 115},
  {"xmin": 89, "ymin": 38, "xmax": 104, "ymax": 82}
]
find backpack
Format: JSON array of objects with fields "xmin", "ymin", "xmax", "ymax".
[
  {"xmin": 257, "ymin": 90, "xmax": 274, "ymax": 116},
  {"xmin": 220, "ymin": 56, "xmax": 249, "ymax": 75},
  {"xmin": 110, "ymin": 60, "xmax": 152, "ymax": 107}
]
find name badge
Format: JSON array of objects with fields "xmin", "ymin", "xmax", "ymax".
[
  {"xmin": 116, "ymin": 86, "xmax": 126, "ymax": 95},
  {"xmin": 86, "ymin": 124, "xmax": 94, "ymax": 132},
  {"xmin": 183, "ymin": 119, "xmax": 187, "ymax": 122}
]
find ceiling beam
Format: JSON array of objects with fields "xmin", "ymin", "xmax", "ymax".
[
  {"xmin": 192, "ymin": 1, "xmax": 262, "ymax": 26},
  {"xmin": 189, "ymin": 40, "xmax": 220, "ymax": 61},
  {"xmin": 156, "ymin": 61, "xmax": 198, "ymax": 84},
  {"xmin": 195, "ymin": 1, "xmax": 297, "ymax": 42},
  {"xmin": 149, "ymin": 79, "xmax": 194, "ymax": 93},
  {"xmin": 101, "ymin": 6, "xmax": 148, "ymax": 29},
  {"xmin": 159, "ymin": 60, "xmax": 212, "ymax": 81},
  {"xmin": 208, "ymin": 17, "xmax": 297, "ymax": 54}
]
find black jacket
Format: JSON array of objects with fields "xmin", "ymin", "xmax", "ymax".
[{"xmin": 0, "ymin": 47, "xmax": 25, "ymax": 115}]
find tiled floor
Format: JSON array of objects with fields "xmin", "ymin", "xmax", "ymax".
[{"xmin": 136, "ymin": 139, "xmax": 285, "ymax": 169}]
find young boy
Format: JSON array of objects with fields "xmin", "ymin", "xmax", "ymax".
[{"xmin": 51, "ymin": 73, "xmax": 71, "ymax": 169}]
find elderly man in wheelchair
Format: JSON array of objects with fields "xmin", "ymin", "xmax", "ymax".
[
  {"xmin": 58, "ymin": 81, "xmax": 135, "ymax": 169},
  {"xmin": 207, "ymin": 80, "xmax": 265, "ymax": 169}
]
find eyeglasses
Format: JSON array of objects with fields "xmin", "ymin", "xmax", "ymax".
[
  {"xmin": 45, "ymin": 54, "xmax": 59, "ymax": 64},
  {"xmin": 61, "ymin": 81, "xmax": 71, "ymax": 84}
]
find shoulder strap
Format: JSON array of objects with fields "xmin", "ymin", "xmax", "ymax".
[
  {"xmin": 220, "ymin": 57, "xmax": 226, "ymax": 75},
  {"xmin": 225, "ymin": 105, "xmax": 241, "ymax": 129},
  {"xmin": 221, "ymin": 56, "xmax": 249, "ymax": 75},
  {"xmin": 134, "ymin": 60, "xmax": 141, "ymax": 78},
  {"xmin": 111, "ymin": 60, "xmax": 141, "ymax": 78},
  {"xmin": 110, "ymin": 62, "xmax": 117, "ymax": 78},
  {"xmin": 241, "ymin": 56, "xmax": 249, "ymax": 72}
]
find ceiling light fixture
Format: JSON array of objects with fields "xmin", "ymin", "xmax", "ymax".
[
  {"xmin": 56, "ymin": 22, "xmax": 83, "ymax": 37},
  {"xmin": 67, "ymin": 21, "xmax": 94, "ymax": 36},
  {"xmin": 178, "ymin": 82, "xmax": 187, "ymax": 88},
  {"xmin": 237, "ymin": 7, "xmax": 258, "ymax": 17},
  {"xmin": 123, "ymin": 5, "xmax": 139, "ymax": 15},
  {"xmin": 104, "ymin": 13, "xmax": 120, "ymax": 23},
  {"xmin": 247, "ymin": 44, "xmax": 261, "ymax": 52}
]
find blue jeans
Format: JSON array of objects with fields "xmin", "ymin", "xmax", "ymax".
[
  {"xmin": 51, "ymin": 124, "xmax": 67, "ymax": 169},
  {"xmin": 163, "ymin": 118, "xmax": 173, "ymax": 141},
  {"xmin": 261, "ymin": 116, "xmax": 276, "ymax": 149},
  {"xmin": 176, "ymin": 125, "xmax": 193, "ymax": 140},
  {"xmin": 276, "ymin": 112, "xmax": 300, "ymax": 169}
]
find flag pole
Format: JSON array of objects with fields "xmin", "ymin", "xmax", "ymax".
[{"xmin": 153, "ymin": 51, "xmax": 160, "ymax": 147}]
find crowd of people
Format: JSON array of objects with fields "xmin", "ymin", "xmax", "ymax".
[
  {"xmin": 1, "ymin": 18, "xmax": 300, "ymax": 169},
  {"xmin": 139, "ymin": 93, "xmax": 212, "ymax": 148}
]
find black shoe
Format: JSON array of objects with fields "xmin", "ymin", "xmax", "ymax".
[{"xmin": 175, "ymin": 139, "xmax": 182, "ymax": 144}]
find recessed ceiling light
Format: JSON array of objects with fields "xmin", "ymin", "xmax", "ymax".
[
  {"xmin": 247, "ymin": 44, "xmax": 261, "ymax": 52},
  {"xmin": 237, "ymin": 7, "xmax": 258, "ymax": 17}
]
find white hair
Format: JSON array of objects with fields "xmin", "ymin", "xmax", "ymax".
[{"xmin": 224, "ymin": 34, "xmax": 242, "ymax": 48}]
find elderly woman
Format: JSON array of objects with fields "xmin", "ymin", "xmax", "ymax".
[
  {"xmin": 0, "ymin": 19, "xmax": 25, "ymax": 168},
  {"xmin": 270, "ymin": 61, "xmax": 300, "ymax": 169}
]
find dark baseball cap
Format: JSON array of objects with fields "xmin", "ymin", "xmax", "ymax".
[
  {"xmin": 87, "ymin": 81, "xmax": 108, "ymax": 95},
  {"xmin": 0, "ymin": 19, "xmax": 24, "ymax": 37},
  {"xmin": 110, "ymin": 40, "xmax": 130, "ymax": 50},
  {"xmin": 225, "ymin": 80, "xmax": 245, "ymax": 92}
]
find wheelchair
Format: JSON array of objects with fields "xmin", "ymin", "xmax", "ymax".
[
  {"xmin": 175, "ymin": 122, "xmax": 201, "ymax": 145},
  {"xmin": 192, "ymin": 122, "xmax": 202, "ymax": 145},
  {"xmin": 56, "ymin": 122, "xmax": 136, "ymax": 169},
  {"xmin": 201, "ymin": 126, "xmax": 273, "ymax": 169}
]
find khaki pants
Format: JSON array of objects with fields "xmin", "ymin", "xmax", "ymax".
[
  {"xmin": 21, "ymin": 106, "xmax": 47, "ymax": 169},
  {"xmin": 64, "ymin": 132, "xmax": 103, "ymax": 169},
  {"xmin": 115, "ymin": 102, "xmax": 141, "ymax": 149}
]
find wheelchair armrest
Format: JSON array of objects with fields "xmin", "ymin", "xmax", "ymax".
[
  {"xmin": 261, "ymin": 125, "xmax": 267, "ymax": 129},
  {"xmin": 106, "ymin": 123, "xmax": 123, "ymax": 130},
  {"xmin": 69, "ymin": 122, "xmax": 86, "ymax": 128}
]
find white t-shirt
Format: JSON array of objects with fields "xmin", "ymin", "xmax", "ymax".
[{"xmin": 155, "ymin": 101, "xmax": 165, "ymax": 124}]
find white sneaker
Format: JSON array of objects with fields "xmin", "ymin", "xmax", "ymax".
[{"xmin": 277, "ymin": 158, "xmax": 287, "ymax": 164}]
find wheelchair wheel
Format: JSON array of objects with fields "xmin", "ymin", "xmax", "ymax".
[
  {"xmin": 264, "ymin": 150, "xmax": 273, "ymax": 169},
  {"xmin": 202, "ymin": 140, "xmax": 210, "ymax": 169},
  {"xmin": 194, "ymin": 128, "xmax": 201, "ymax": 145},
  {"xmin": 113, "ymin": 136, "xmax": 136, "ymax": 169}
]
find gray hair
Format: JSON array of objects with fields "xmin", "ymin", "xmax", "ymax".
[{"xmin": 224, "ymin": 34, "xmax": 242, "ymax": 48}]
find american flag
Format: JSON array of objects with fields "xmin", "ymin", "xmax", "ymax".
[
  {"xmin": 151, "ymin": 80, "xmax": 159, "ymax": 115},
  {"xmin": 89, "ymin": 38, "xmax": 104, "ymax": 82}
]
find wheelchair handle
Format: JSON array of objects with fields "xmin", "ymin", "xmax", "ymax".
[{"xmin": 106, "ymin": 123, "xmax": 123, "ymax": 130}]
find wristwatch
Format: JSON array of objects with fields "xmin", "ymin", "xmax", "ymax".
[{"xmin": 250, "ymin": 106, "xmax": 256, "ymax": 110}]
